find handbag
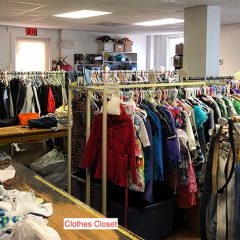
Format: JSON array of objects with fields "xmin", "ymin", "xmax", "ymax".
[{"xmin": 18, "ymin": 113, "xmax": 40, "ymax": 126}]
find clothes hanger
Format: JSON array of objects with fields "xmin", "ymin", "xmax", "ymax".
[{"xmin": 89, "ymin": 92, "xmax": 100, "ymax": 112}]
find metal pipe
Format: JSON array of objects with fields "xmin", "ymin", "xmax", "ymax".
[
  {"xmin": 86, "ymin": 90, "xmax": 91, "ymax": 206},
  {"xmin": 67, "ymin": 88, "xmax": 73, "ymax": 194},
  {"xmin": 68, "ymin": 81, "xmax": 206, "ymax": 91},
  {"xmin": 102, "ymin": 87, "xmax": 108, "ymax": 216}
]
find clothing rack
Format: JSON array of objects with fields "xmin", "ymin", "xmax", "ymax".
[
  {"xmin": 0, "ymin": 71, "xmax": 65, "ymax": 74},
  {"xmin": 67, "ymin": 79, "xmax": 231, "ymax": 216},
  {"xmin": 183, "ymin": 76, "xmax": 234, "ymax": 81},
  {"xmin": 0, "ymin": 70, "xmax": 66, "ymax": 89}
]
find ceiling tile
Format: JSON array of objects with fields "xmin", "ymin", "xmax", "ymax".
[{"xmin": 0, "ymin": 0, "xmax": 239, "ymax": 33}]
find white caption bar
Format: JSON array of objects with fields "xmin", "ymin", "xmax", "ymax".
[{"xmin": 64, "ymin": 218, "xmax": 118, "ymax": 230}]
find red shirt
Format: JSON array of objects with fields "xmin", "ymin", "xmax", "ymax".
[{"xmin": 82, "ymin": 105, "xmax": 137, "ymax": 187}]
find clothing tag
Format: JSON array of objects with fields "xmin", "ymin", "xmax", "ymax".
[
  {"xmin": 104, "ymin": 82, "xmax": 120, "ymax": 96},
  {"xmin": 77, "ymin": 76, "xmax": 83, "ymax": 85},
  {"xmin": 148, "ymin": 71, "xmax": 157, "ymax": 84}
]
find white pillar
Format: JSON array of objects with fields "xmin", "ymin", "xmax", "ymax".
[
  {"xmin": 146, "ymin": 35, "xmax": 154, "ymax": 70},
  {"xmin": 154, "ymin": 35, "xmax": 168, "ymax": 70},
  {"xmin": 184, "ymin": 5, "xmax": 221, "ymax": 76}
]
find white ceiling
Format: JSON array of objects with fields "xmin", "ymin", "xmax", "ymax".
[{"xmin": 0, "ymin": 0, "xmax": 240, "ymax": 33}]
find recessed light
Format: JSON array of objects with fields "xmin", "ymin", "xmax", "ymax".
[
  {"xmin": 54, "ymin": 10, "xmax": 112, "ymax": 19},
  {"xmin": 133, "ymin": 18, "xmax": 184, "ymax": 26}
]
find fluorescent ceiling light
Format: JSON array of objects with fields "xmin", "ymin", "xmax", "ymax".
[
  {"xmin": 54, "ymin": 10, "xmax": 112, "ymax": 19},
  {"xmin": 133, "ymin": 18, "xmax": 184, "ymax": 26}
]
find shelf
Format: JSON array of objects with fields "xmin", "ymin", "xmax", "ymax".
[
  {"xmin": 75, "ymin": 63, "xmax": 102, "ymax": 66},
  {"xmin": 103, "ymin": 61, "xmax": 137, "ymax": 64},
  {"xmin": 103, "ymin": 51, "xmax": 137, "ymax": 54},
  {"xmin": 85, "ymin": 64, "xmax": 103, "ymax": 66}
]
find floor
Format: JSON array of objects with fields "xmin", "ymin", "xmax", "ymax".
[{"xmin": 168, "ymin": 227, "xmax": 200, "ymax": 240}]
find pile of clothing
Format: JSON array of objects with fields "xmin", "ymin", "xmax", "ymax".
[
  {"xmin": 0, "ymin": 153, "xmax": 15, "ymax": 189},
  {"xmin": 0, "ymin": 184, "xmax": 60, "ymax": 240}
]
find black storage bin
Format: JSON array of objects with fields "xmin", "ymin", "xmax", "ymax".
[
  {"xmin": 71, "ymin": 169, "xmax": 102, "ymax": 212},
  {"xmin": 108, "ymin": 198, "xmax": 175, "ymax": 239}
]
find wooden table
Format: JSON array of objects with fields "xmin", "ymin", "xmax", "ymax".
[
  {"xmin": 12, "ymin": 163, "xmax": 141, "ymax": 240},
  {"xmin": 0, "ymin": 125, "xmax": 68, "ymax": 144}
]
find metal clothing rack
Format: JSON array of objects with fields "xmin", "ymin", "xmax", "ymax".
[
  {"xmin": 183, "ymin": 76, "xmax": 234, "ymax": 81},
  {"xmin": 0, "ymin": 69, "xmax": 66, "ymax": 76},
  {"xmin": 67, "ymin": 80, "xmax": 230, "ymax": 216},
  {"xmin": 0, "ymin": 70, "xmax": 66, "ymax": 89}
]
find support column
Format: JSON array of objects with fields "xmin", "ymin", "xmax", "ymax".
[
  {"xmin": 146, "ymin": 35, "xmax": 155, "ymax": 70},
  {"xmin": 154, "ymin": 35, "xmax": 167, "ymax": 70},
  {"xmin": 183, "ymin": 5, "xmax": 221, "ymax": 76}
]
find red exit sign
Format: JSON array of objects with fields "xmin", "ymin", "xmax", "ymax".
[{"xmin": 26, "ymin": 27, "xmax": 37, "ymax": 36}]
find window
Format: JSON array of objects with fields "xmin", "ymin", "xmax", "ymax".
[
  {"xmin": 166, "ymin": 37, "xmax": 184, "ymax": 71},
  {"xmin": 16, "ymin": 38, "xmax": 50, "ymax": 71}
]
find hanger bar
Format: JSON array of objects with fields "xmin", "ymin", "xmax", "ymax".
[
  {"xmin": 69, "ymin": 81, "xmax": 207, "ymax": 91},
  {"xmin": 183, "ymin": 76, "xmax": 234, "ymax": 81},
  {"xmin": 0, "ymin": 71, "xmax": 65, "ymax": 74}
]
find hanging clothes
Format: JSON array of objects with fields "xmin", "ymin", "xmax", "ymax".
[
  {"xmin": 20, "ymin": 84, "xmax": 35, "ymax": 113},
  {"xmin": 142, "ymin": 118, "xmax": 154, "ymax": 203},
  {"xmin": 82, "ymin": 105, "xmax": 137, "ymax": 188},
  {"xmin": 10, "ymin": 78, "xmax": 26, "ymax": 116},
  {"xmin": 0, "ymin": 82, "xmax": 7, "ymax": 119},
  {"xmin": 0, "ymin": 73, "xmax": 66, "ymax": 121},
  {"xmin": 47, "ymin": 87, "xmax": 56, "ymax": 113}
]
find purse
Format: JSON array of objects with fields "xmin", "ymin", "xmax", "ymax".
[{"xmin": 18, "ymin": 113, "xmax": 40, "ymax": 126}]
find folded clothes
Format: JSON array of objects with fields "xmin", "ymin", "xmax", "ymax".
[
  {"xmin": 0, "ymin": 152, "xmax": 11, "ymax": 161},
  {"xmin": 28, "ymin": 117, "xmax": 58, "ymax": 129},
  {"xmin": 29, "ymin": 203, "xmax": 53, "ymax": 218},
  {"xmin": 0, "ymin": 116, "xmax": 19, "ymax": 128},
  {"xmin": 0, "ymin": 166, "xmax": 15, "ymax": 183},
  {"xmin": 3, "ymin": 177, "xmax": 17, "ymax": 189},
  {"xmin": 0, "ymin": 152, "xmax": 11, "ymax": 168}
]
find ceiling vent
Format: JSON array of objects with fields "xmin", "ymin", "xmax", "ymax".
[{"xmin": 95, "ymin": 22, "xmax": 127, "ymax": 27}]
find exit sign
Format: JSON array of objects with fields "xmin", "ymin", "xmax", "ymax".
[{"xmin": 26, "ymin": 27, "xmax": 37, "ymax": 36}]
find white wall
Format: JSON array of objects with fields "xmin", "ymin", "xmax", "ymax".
[
  {"xmin": 0, "ymin": 26, "xmax": 11, "ymax": 69},
  {"xmin": 2, "ymin": 24, "xmax": 240, "ymax": 74},
  {"xmin": 220, "ymin": 24, "xmax": 240, "ymax": 76},
  {"xmin": 0, "ymin": 26, "xmax": 60, "ymax": 70},
  {"xmin": 60, "ymin": 30, "xmax": 147, "ymax": 70},
  {"xmin": 0, "ymin": 26, "xmax": 147, "ymax": 71}
]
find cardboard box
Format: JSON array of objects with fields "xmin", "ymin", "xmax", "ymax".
[
  {"xmin": 114, "ymin": 43, "xmax": 124, "ymax": 52},
  {"xmin": 98, "ymin": 42, "xmax": 114, "ymax": 52},
  {"xmin": 11, "ymin": 141, "xmax": 48, "ymax": 166},
  {"xmin": 173, "ymin": 55, "xmax": 183, "ymax": 68},
  {"xmin": 176, "ymin": 43, "xmax": 183, "ymax": 55},
  {"xmin": 124, "ymin": 42, "xmax": 132, "ymax": 52}
]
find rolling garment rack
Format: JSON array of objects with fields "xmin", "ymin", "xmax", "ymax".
[{"xmin": 67, "ymin": 72, "xmax": 232, "ymax": 216}]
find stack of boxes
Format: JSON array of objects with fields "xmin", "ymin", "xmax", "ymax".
[{"xmin": 97, "ymin": 37, "xmax": 133, "ymax": 52}]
